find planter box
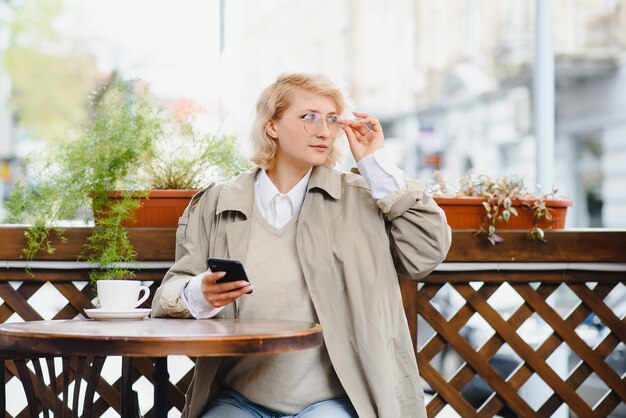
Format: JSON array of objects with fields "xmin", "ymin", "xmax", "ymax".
[
  {"xmin": 107, "ymin": 190, "xmax": 197, "ymax": 227},
  {"xmin": 434, "ymin": 197, "xmax": 572, "ymax": 230}
]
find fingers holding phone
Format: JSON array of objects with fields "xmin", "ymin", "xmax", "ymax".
[
  {"xmin": 200, "ymin": 270, "xmax": 253, "ymax": 308},
  {"xmin": 201, "ymin": 258, "xmax": 254, "ymax": 308}
]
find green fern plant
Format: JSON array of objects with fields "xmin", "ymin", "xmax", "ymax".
[
  {"xmin": 6, "ymin": 79, "xmax": 251, "ymax": 283},
  {"xmin": 84, "ymin": 195, "xmax": 143, "ymax": 281},
  {"xmin": 6, "ymin": 80, "xmax": 162, "ymax": 281}
]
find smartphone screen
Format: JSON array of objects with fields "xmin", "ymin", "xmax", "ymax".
[{"xmin": 207, "ymin": 258, "xmax": 250, "ymax": 285}]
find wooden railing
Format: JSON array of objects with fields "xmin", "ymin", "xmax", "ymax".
[
  {"xmin": 0, "ymin": 227, "xmax": 174, "ymax": 418},
  {"xmin": 1, "ymin": 227, "xmax": 625, "ymax": 417},
  {"xmin": 402, "ymin": 230, "xmax": 626, "ymax": 418}
]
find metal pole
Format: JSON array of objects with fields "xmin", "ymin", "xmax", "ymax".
[
  {"xmin": 534, "ymin": 0, "xmax": 555, "ymax": 191},
  {"xmin": 219, "ymin": 0, "xmax": 225, "ymax": 55}
]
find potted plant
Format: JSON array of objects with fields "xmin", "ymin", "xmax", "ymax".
[
  {"xmin": 429, "ymin": 172, "xmax": 572, "ymax": 245},
  {"xmin": 5, "ymin": 79, "xmax": 250, "ymax": 283},
  {"xmin": 111, "ymin": 105, "xmax": 251, "ymax": 227}
]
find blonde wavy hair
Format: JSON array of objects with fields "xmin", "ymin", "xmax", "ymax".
[{"xmin": 250, "ymin": 72, "xmax": 348, "ymax": 170}]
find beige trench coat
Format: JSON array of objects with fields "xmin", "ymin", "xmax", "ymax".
[{"xmin": 152, "ymin": 165, "xmax": 451, "ymax": 418}]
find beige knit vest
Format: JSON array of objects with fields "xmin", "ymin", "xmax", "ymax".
[{"xmin": 217, "ymin": 204, "xmax": 345, "ymax": 413}]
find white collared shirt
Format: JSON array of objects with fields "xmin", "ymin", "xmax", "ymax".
[
  {"xmin": 254, "ymin": 168, "xmax": 312, "ymax": 228},
  {"xmin": 182, "ymin": 149, "xmax": 406, "ymax": 318}
]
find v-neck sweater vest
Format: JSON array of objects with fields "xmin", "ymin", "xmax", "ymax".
[{"xmin": 217, "ymin": 204, "xmax": 346, "ymax": 414}]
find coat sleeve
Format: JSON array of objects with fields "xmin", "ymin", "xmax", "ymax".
[
  {"xmin": 377, "ymin": 179, "xmax": 451, "ymax": 279},
  {"xmin": 151, "ymin": 186, "xmax": 215, "ymax": 318}
]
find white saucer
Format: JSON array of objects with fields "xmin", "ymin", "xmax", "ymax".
[{"xmin": 84, "ymin": 308, "xmax": 151, "ymax": 321}]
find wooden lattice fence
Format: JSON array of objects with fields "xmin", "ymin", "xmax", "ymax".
[
  {"xmin": 1, "ymin": 228, "xmax": 625, "ymax": 417},
  {"xmin": 0, "ymin": 269, "xmax": 193, "ymax": 417},
  {"xmin": 401, "ymin": 269, "xmax": 626, "ymax": 417}
]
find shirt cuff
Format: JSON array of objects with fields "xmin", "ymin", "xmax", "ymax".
[
  {"xmin": 357, "ymin": 149, "xmax": 406, "ymax": 199},
  {"xmin": 182, "ymin": 272, "xmax": 224, "ymax": 319}
]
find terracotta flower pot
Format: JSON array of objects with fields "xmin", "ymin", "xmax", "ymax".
[
  {"xmin": 434, "ymin": 197, "xmax": 572, "ymax": 230},
  {"xmin": 105, "ymin": 190, "xmax": 197, "ymax": 227}
]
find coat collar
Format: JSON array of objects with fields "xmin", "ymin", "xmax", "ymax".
[
  {"xmin": 215, "ymin": 165, "xmax": 342, "ymax": 217},
  {"xmin": 215, "ymin": 167, "xmax": 259, "ymax": 217},
  {"xmin": 307, "ymin": 165, "xmax": 342, "ymax": 200}
]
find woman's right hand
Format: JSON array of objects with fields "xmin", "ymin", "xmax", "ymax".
[{"xmin": 200, "ymin": 270, "xmax": 254, "ymax": 308}]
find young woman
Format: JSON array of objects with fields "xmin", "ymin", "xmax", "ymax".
[{"xmin": 152, "ymin": 73, "xmax": 451, "ymax": 418}]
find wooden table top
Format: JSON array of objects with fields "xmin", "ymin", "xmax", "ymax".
[{"xmin": 0, "ymin": 318, "xmax": 324, "ymax": 357}]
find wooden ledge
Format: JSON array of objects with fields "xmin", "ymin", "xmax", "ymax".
[{"xmin": 0, "ymin": 226, "xmax": 624, "ymax": 263}]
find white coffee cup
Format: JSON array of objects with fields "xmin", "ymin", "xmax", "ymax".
[{"xmin": 97, "ymin": 280, "xmax": 150, "ymax": 311}]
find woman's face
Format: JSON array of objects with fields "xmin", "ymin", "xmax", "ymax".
[{"xmin": 267, "ymin": 88, "xmax": 339, "ymax": 174}]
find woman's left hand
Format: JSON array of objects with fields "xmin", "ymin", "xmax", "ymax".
[{"xmin": 342, "ymin": 111, "xmax": 384, "ymax": 162}]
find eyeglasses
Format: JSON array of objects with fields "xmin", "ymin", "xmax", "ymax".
[{"xmin": 301, "ymin": 113, "xmax": 343, "ymax": 137}]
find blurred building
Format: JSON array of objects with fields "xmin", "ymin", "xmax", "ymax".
[
  {"xmin": 412, "ymin": 0, "xmax": 626, "ymax": 228},
  {"xmin": 235, "ymin": 0, "xmax": 421, "ymax": 118},
  {"xmin": 0, "ymin": 2, "xmax": 16, "ymax": 209},
  {"xmin": 232, "ymin": 0, "xmax": 626, "ymax": 227}
]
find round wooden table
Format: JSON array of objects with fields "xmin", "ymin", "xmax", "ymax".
[{"xmin": 0, "ymin": 318, "xmax": 323, "ymax": 418}]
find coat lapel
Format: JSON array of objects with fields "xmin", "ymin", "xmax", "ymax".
[
  {"xmin": 216, "ymin": 167, "xmax": 259, "ymax": 317},
  {"xmin": 216, "ymin": 167, "xmax": 259, "ymax": 263},
  {"xmin": 296, "ymin": 165, "xmax": 343, "ymax": 301}
]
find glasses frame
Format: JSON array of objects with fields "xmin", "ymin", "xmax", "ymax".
[{"xmin": 301, "ymin": 113, "xmax": 343, "ymax": 137}]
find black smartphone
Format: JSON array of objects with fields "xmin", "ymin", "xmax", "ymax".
[{"xmin": 207, "ymin": 258, "xmax": 250, "ymax": 286}]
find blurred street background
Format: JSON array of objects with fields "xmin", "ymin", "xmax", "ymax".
[{"xmin": 1, "ymin": 0, "xmax": 625, "ymax": 226}]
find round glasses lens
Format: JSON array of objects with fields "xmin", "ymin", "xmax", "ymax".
[
  {"xmin": 303, "ymin": 113, "xmax": 322, "ymax": 136},
  {"xmin": 327, "ymin": 116, "xmax": 341, "ymax": 136}
]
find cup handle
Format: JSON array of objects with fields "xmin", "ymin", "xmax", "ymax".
[{"xmin": 134, "ymin": 285, "xmax": 151, "ymax": 308}]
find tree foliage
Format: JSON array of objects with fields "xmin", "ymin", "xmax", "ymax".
[{"xmin": 3, "ymin": 0, "xmax": 99, "ymax": 143}]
